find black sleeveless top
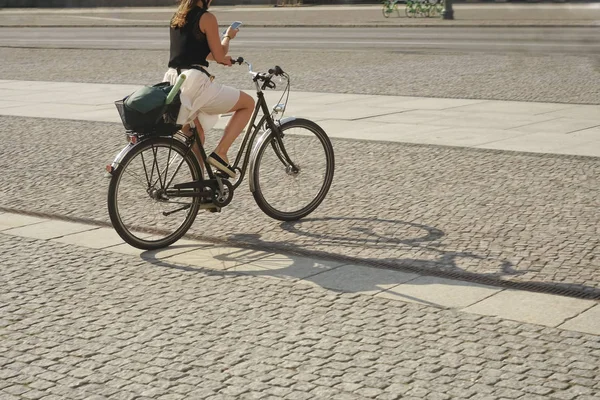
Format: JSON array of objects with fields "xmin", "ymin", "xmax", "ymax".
[{"xmin": 168, "ymin": 7, "xmax": 210, "ymax": 69}]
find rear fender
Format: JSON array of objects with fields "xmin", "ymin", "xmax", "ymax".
[
  {"xmin": 105, "ymin": 142, "xmax": 135, "ymax": 177},
  {"xmin": 105, "ymin": 134, "xmax": 185, "ymax": 177}
]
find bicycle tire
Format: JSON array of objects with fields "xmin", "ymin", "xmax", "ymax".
[
  {"xmin": 251, "ymin": 118, "xmax": 334, "ymax": 222},
  {"xmin": 107, "ymin": 136, "xmax": 202, "ymax": 250},
  {"xmin": 382, "ymin": 6, "xmax": 391, "ymax": 18}
]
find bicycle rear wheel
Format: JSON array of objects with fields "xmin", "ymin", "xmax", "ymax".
[
  {"xmin": 251, "ymin": 118, "xmax": 334, "ymax": 221},
  {"xmin": 107, "ymin": 136, "xmax": 202, "ymax": 250}
]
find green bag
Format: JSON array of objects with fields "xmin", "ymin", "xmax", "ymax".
[
  {"xmin": 127, "ymin": 84, "xmax": 173, "ymax": 112},
  {"xmin": 115, "ymin": 82, "xmax": 180, "ymax": 134}
]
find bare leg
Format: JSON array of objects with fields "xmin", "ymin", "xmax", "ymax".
[
  {"xmin": 213, "ymin": 92, "xmax": 255, "ymax": 163},
  {"xmin": 192, "ymin": 118, "xmax": 206, "ymax": 147},
  {"xmin": 181, "ymin": 119, "xmax": 206, "ymax": 175}
]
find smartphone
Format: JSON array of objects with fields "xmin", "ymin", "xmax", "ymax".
[{"xmin": 222, "ymin": 21, "xmax": 242, "ymax": 36}]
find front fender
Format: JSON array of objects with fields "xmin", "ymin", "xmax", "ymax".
[{"xmin": 248, "ymin": 117, "xmax": 297, "ymax": 192}]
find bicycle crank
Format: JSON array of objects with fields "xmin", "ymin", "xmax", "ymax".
[{"xmin": 213, "ymin": 179, "xmax": 234, "ymax": 207}]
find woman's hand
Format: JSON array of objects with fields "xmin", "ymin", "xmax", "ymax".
[
  {"xmin": 225, "ymin": 26, "xmax": 239, "ymax": 40},
  {"xmin": 221, "ymin": 55, "xmax": 233, "ymax": 67}
]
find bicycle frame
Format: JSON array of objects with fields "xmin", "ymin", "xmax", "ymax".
[
  {"xmin": 229, "ymin": 91, "xmax": 298, "ymax": 190},
  {"xmin": 165, "ymin": 67, "xmax": 299, "ymax": 199},
  {"xmin": 107, "ymin": 61, "xmax": 299, "ymax": 204}
]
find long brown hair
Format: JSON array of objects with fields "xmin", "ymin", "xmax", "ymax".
[{"xmin": 171, "ymin": 0, "xmax": 208, "ymax": 28}]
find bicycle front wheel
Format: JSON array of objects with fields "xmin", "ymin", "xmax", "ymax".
[
  {"xmin": 252, "ymin": 118, "xmax": 335, "ymax": 221},
  {"xmin": 382, "ymin": 6, "xmax": 391, "ymax": 18},
  {"xmin": 107, "ymin": 137, "xmax": 202, "ymax": 250}
]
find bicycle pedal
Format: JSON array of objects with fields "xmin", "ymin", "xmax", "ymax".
[{"xmin": 214, "ymin": 170, "xmax": 231, "ymax": 180}]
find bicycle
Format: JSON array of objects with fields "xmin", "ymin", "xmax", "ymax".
[
  {"xmin": 276, "ymin": 0, "xmax": 303, "ymax": 6},
  {"xmin": 382, "ymin": 0, "xmax": 401, "ymax": 18},
  {"xmin": 406, "ymin": 0, "xmax": 437, "ymax": 18},
  {"xmin": 405, "ymin": 0, "xmax": 417, "ymax": 18},
  {"xmin": 106, "ymin": 58, "xmax": 335, "ymax": 250},
  {"xmin": 414, "ymin": 0, "xmax": 430, "ymax": 18},
  {"xmin": 427, "ymin": 0, "xmax": 443, "ymax": 18}
]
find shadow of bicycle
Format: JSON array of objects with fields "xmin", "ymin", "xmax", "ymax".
[
  {"xmin": 275, "ymin": 216, "xmax": 521, "ymax": 275},
  {"xmin": 238, "ymin": 216, "xmax": 598, "ymax": 299},
  {"xmin": 141, "ymin": 216, "xmax": 599, "ymax": 300}
]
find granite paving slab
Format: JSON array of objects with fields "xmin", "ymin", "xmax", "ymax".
[{"xmin": 462, "ymin": 290, "xmax": 597, "ymax": 327}]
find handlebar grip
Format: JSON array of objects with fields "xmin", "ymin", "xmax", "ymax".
[
  {"xmin": 166, "ymin": 73, "xmax": 186, "ymax": 105},
  {"xmin": 268, "ymin": 66, "xmax": 285, "ymax": 76},
  {"xmin": 233, "ymin": 57, "xmax": 244, "ymax": 65}
]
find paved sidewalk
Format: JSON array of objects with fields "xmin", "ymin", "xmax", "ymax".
[
  {"xmin": 0, "ymin": 79, "xmax": 599, "ymax": 157},
  {"xmin": 2, "ymin": 210, "xmax": 598, "ymax": 335},
  {"xmin": 2, "ymin": 221, "xmax": 599, "ymax": 400},
  {"xmin": 1, "ymin": 4, "xmax": 599, "ymax": 27},
  {"xmin": 1, "ymin": 75, "xmax": 599, "ymax": 399}
]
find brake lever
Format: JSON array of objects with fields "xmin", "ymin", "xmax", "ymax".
[{"xmin": 261, "ymin": 79, "xmax": 276, "ymax": 91}]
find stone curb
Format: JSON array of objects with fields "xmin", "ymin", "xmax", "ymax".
[{"xmin": 1, "ymin": 208, "xmax": 598, "ymax": 335}]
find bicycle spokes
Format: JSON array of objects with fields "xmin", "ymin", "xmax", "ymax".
[
  {"xmin": 251, "ymin": 119, "xmax": 334, "ymax": 220},
  {"xmin": 108, "ymin": 139, "xmax": 202, "ymax": 249}
]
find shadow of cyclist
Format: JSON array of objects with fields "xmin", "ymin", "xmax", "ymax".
[{"xmin": 141, "ymin": 216, "xmax": 599, "ymax": 300}]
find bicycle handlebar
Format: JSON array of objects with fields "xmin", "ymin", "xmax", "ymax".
[
  {"xmin": 268, "ymin": 66, "xmax": 285, "ymax": 76},
  {"xmin": 232, "ymin": 57, "xmax": 287, "ymax": 91},
  {"xmin": 232, "ymin": 56, "xmax": 285, "ymax": 77}
]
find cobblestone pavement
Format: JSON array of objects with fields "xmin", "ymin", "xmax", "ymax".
[
  {"xmin": 1, "ymin": 116, "xmax": 598, "ymax": 297},
  {"xmin": 1, "ymin": 48, "xmax": 600, "ymax": 104},
  {"xmin": 1, "ymin": 233, "xmax": 599, "ymax": 400}
]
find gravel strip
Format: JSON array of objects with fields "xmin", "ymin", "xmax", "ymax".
[{"xmin": 1, "ymin": 47, "xmax": 600, "ymax": 104}]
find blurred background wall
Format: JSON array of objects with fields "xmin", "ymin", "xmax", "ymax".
[{"xmin": 2, "ymin": 0, "xmax": 596, "ymax": 9}]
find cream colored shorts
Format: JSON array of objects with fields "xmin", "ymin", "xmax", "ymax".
[{"xmin": 163, "ymin": 68, "xmax": 241, "ymax": 131}]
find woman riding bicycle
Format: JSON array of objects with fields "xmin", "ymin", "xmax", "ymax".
[{"xmin": 164, "ymin": 0, "xmax": 255, "ymax": 178}]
